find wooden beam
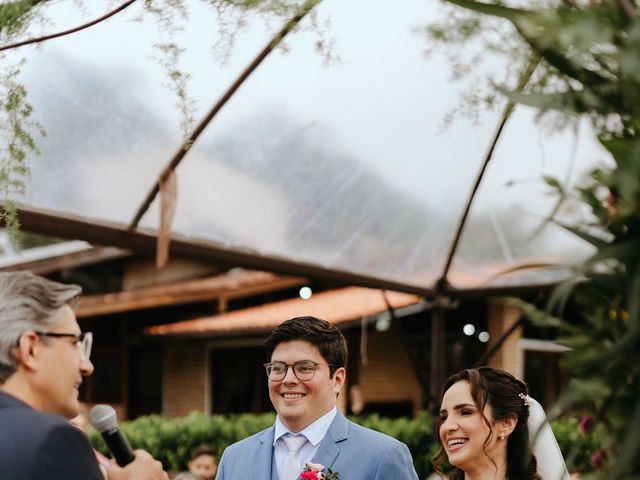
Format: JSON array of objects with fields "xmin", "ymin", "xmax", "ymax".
[
  {"xmin": 8, "ymin": 205, "xmax": 438, "ymax": 297},
  {"xmin": 77, "ymin": 271, "xmax": 305, "ymax": 318},
  {"xmin": 0, "ymin": 245, "xmax": 130, "ymax": 274}
]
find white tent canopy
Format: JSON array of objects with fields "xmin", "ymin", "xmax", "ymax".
[{"xmin": 1, "ymin": 0, "xmax": 603, "ymax": 295}]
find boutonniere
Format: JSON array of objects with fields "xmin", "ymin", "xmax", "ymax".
[{"xmin": 300, "ymin": 462, "xmax": 340, "ymax": 479}]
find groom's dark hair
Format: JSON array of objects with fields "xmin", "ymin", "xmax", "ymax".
[{"xmin": 266, "ymin": 316, "xmax": 347, "ymax": 378}]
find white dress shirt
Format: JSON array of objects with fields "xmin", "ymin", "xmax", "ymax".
[{"xmin": 273, "ymin": 407, "xmax": 337, "ymax": 477}]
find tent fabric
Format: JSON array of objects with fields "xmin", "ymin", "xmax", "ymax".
[{"xmin": 1, "ymin": 0, "xmax": 601, "ymax": 294}]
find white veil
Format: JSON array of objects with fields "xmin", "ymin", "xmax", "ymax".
[{"xmin": 527, "ymin": 397, "xmax": 570, "ymax": 480}]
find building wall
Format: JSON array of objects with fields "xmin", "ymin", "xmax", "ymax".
[
  {"xmin": 163, "ymin": 340, "xmax": 207, "ymax": 417},
  {"xmin": 161, "ymin": 307, "xmax": 530, "ymax": 418},
  {"xmin": 357, "ymin": 328, "xmax": 423, "ymax": 416},
  {"xmin": 487, "ymin": 301, "xmax": 523, "ymax": 376},
  {"xmin": 162, "ymin": 326, "xmax": 423, "ymax": 418}
]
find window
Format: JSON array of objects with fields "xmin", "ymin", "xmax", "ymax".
[
  {"xmin": 210, "ymin": 346, "xmax": 271, "ymax": 414},
  {"xmin": 517, "ymin": 339, "xmax": 569, "ymax": 409}
]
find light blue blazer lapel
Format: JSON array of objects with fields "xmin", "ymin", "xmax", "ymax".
[
  {"xmin": 253, "ymin": 426, "xmax": 276, "ymax": 480},
  {"xmin": 312, "ymin": 411, "xmax": 349, "ymax": 471}
]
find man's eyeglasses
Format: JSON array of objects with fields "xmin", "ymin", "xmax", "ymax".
[
  {"xmin": 34, "ymin": 331, "xmax": 93, "ymax": 361},
  {"xmin": 263, "ymin": 360, "xmax": 333, "ymax": 381}
]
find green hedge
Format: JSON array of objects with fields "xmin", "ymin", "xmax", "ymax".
[
  {"xmin": 90, "ymin": 411, "xmax": 601, "ymax": 477},
  {"xmin": 90, "ymin": 412, "xmax": 276, "ymax": 473}
]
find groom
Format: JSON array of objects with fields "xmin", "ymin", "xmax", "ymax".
[{"xmin": 216, "ymin": 316, "xmax": 419, "ymax": 480}]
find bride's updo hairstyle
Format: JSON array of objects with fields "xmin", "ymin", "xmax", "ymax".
[{"xmin": 433, "ymin": 367, "xmax": 541, "ymax": 480}]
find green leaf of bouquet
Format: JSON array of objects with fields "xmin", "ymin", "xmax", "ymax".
[
  {"xmin": 608, "ymin": 395, "xmax": 640, "ymax": 478},
  {"xmin": 442, "ymin": 0, "xmax": 531, "ymax": 22},
  {"xmin": 582, "ymin": 327, "xmax": 640, "ymax": 372},
  {"xmin": 627, "ymin": 262, "xmax": 640, "ymax": 327},
  {"xmin": 589, "ymin": 273, "xmax": 629, "ymax": 296},
  {"xmin": 551, "ymin": 220, "xmax": 609, "ymax": 250},
  {"xmin": 505, "ymin": 297, "xmax": 579, "ymax": 333},
  {"xmin": 0, "ymin": 0, "xmax": 44, "ymax": 36},
  {"xmin": 501, "ymin": 90, "xmax": 563, "ymax": 112},
  {"xmin": 598, "ymin": 135, "xmax": 637, "ymax": 163},
  {"xmin": 444, "ymin": 2, "xmax": 614, "ymax": 92},
  {"xmin": 542, "ymin": 175, "xmax": 564, "ymax": 191},
  {"xmin": 582, "ymin": 241, "xmax": 640, "ymax": 272},
  {"xmin": 547, "ymin": 275, "xmax": 583, "ymax": 316},
  {"xmin": 568, "ymin": 378, "xmax": 611, "ymax": 401}
]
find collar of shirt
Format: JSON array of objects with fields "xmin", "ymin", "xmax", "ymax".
[
  {"xmin": 273, "ymin": 408, "xmax": 338, "ymax": 478},
  {"xmin": 273, "ymin": 407, "xmax": 337, "ymax": 447}
]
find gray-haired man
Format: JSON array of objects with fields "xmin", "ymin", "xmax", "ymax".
[{"xmin": 0, "ymin": 271, "xmax": 168, "ymax": 480}]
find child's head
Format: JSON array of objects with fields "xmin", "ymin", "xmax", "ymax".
[{"xmin": 188, "ymin": 445, "xmax": 218, "ymax": 480}]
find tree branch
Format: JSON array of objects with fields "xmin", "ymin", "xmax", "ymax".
[
  {"xmin": 617, "ymin": 0, "xmax": 636, "ymax": 19},
  {"xmin": 0, "ymin": 0, "xmax": 138, "ymax": 52}
]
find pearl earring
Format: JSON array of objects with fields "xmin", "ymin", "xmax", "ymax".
[{"xmin": 499, "ymin": 432, "xmax": 506, "ymax": 440}]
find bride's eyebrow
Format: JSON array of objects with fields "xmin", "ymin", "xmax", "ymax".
[{"xmin": 440, "ymin": 403, "xmax": 475, "ymax": 415}]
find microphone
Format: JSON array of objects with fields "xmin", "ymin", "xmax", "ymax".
[{"xmin": 89, "ymin": 404, "xmax": 135, "ymax": 467}]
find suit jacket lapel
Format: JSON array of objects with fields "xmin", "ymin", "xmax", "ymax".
[
  {"xmin": 312, "ymin": 411, "xmax": 349, "ymax": 471},
  {"xmin": 252, "ymin": 426, "xmax": 276, "ymax": 480}
]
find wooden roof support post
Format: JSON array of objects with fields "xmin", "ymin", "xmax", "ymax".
[
  {"xmin": 382, "ymin": 291, "xmax": 432, "ymax": 411},
  {"xmin": 435, "ymin": 56, "xmax": 540, "ymax": 293}
]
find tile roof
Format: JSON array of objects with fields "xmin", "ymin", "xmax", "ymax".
[{"xmin": 145, "ymin": 286, "xmax": 422, "ymax": 337}]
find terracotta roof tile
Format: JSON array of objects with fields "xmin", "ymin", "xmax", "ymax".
[{"xmin": 145, "ymin": 286, "xmax": 421, "ymax": 337}]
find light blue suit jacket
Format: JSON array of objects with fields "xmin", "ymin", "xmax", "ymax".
[{"xmin": 216, "ymin": 411, "xmax": 419, "ymax": 480}]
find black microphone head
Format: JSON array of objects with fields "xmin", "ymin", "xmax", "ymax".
[{"xmin": 89, "ymin": 404, "xmax": 118, "ymax": 433}]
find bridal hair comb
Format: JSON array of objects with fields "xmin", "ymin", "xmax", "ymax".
[{"xmin": 519, "ymin": 393, "xmax": 532, "ymax": 406}]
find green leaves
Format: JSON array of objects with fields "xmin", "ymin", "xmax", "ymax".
[
  {"xmin": 0, "ymin": 0, "xmax": 45, "ymax": 36},
  {"xmin": 437, "ymin": 0, "xmax": 640, "ymax": 476},
  {"xmin": 0, "ymin": 63, "xmax": 43, "ymax": 247}
]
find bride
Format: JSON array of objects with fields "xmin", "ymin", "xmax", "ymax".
[{"xmin": 433, "ymin": 367, "xmax": 569, "ymax": 480}]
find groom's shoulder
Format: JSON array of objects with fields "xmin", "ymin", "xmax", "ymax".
[
  {"xmin": 345, "ymin": 418, "xmax": 407, "ymax": 448},
  {"xmin": 222, "ymin": 425, "xmax": 273, "ymax": 454}
]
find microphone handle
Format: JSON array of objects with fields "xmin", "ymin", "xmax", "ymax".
[{"xmin": 100, "ymin": 427, "xmax": 135, "ymax": 466}]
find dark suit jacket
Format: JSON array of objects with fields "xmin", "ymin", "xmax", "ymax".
[{"xmin": 0, "ymin": 391, "xmax": 104, "ymax": 480}]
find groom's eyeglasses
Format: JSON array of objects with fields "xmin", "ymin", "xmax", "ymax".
[{"xmin": 263, "ymin": 360, "xmax": 334, "ymax": 381}]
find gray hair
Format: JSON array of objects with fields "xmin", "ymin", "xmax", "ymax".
[{"xmin": 0, "ymin": 271, "xmax": 82, "ymax": 383}]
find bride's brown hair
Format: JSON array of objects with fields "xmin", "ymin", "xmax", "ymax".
[{"xmin": 432, "ymin": 367, "xmax": 541, "ymax": 480}]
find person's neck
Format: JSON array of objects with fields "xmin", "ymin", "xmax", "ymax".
[
  {"xmin": 464, "ymin": 473, "xmax": 504, "ymax": 480},
  {"xmin": 463, "ymin": 462, "xmax": 506, "ymax": 480},
  {"xmin": 280, "ymin": 406, "xmax": 336, "ymax": 433},
  {"xmin": 282, "ymin": 417, "xmax": 315, "ymax": 434},
  {"xmin": 0, "ymin": 374, "xmax": 44, "ymax": 412}
]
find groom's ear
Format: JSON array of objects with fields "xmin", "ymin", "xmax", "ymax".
[{"xmin": 332, "ymin": 367, "xmax": 346, "ymax": 394}]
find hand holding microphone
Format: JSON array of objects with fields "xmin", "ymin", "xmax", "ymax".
[{"xmin": 90, "ymin": 404, "xmax": 168, "ymax": 480}]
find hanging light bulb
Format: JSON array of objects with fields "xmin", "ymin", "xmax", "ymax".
[{"xmin": 299, "ymin": 286, "xmax": 312, "ymax": 300}]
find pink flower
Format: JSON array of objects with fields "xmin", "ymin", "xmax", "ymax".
[
  {"xmin": 579, "ymin": 415, "xmax": 594, "ymax": 434},
  {"xmin": 300, "ymin": 463, "xmax": 340, "ymax": 480},
  {"xmin": 606, "ymin": 190, "xmax": 617, "ymax": 216},
  {"xmin": 306, "ymin": 464, "xmax": 325, "ymax": 472},
  {"xmin": 591, "ymin": 448, "xmax": 606, "ymax": 469}
]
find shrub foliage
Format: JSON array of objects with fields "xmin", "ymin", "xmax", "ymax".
[{"xmin": 89, "ymin": 411, "xmax": 599, "ymax": 477}]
